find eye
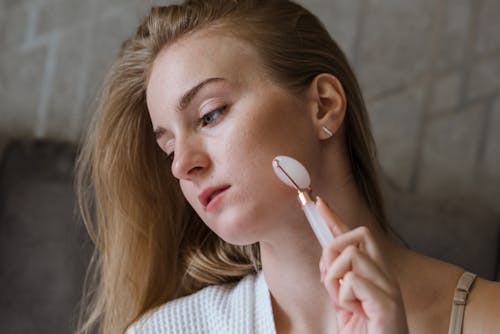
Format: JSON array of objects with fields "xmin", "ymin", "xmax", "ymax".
[
  {"xmin": 164, "ymin": 141, "xmax": 175, "ymax": 161},
  {"xmin": 199, "ymin": 105, "xmax": 227, "ymax": 127}
]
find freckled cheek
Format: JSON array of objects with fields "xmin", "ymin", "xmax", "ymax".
[
  {"xmin": 222, "ymin": 126, "xmax": 282, "ymax": 198},
  {"xmin": 230, "ymin": 111, "xmax": 281, "ymax": 150}
]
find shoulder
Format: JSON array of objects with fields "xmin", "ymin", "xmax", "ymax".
[
  {"xmin": 126, "ymin": 272, "xmax": 265, "ymax": 334},
  {"xmin": 464, "ymin": 277, "xmax": 500, "ymax": 333}
]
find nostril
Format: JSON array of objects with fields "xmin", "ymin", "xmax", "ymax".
[{"xmin": 188, "ymin": 165, "xmax": 204, "ymax": 174}]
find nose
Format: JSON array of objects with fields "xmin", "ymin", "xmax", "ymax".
[{"xmin": 170, "ymin": 137, "xmax": 210, "ymax": 181}]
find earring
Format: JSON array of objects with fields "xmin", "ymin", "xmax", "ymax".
[{"xmin": 322, "ymin": 126, "xmax": 334, "ymax": 138}]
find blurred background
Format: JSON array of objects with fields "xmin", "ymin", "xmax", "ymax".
[{"xmin": 0, "ymin": 0, "xmax": 499, "ymax": 333}]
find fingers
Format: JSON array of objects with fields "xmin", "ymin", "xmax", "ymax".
[
  {"xmin": 321, "ymin": 248, "xmax": 399, "ymax": 322},
  {"xmin": 337, "ymin": 271, "xmax": 388, "ymax": 317},
  {"xmin": 319, "ymin": 224, "xmax": 395, "ymax": 311},
  {"xmin": 323, "ymin": 245, "xmax": 394, "ymax": 298},
  {"xmin": 315, "ymin": 196, "xmax": 408, "ymax": 332},
  {"xmin": 321, "ymin": 225, "xmax": 388, "ymax": 277},
  {"xmin": 338, "ymin": 272, "xmax": 409, "ymax": 332},
  {"xmin": 316, "ymin": 196, "xmax": 388, "ymax": 280}
]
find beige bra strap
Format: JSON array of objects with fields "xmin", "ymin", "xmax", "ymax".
[{"xmin": 448, "ymin": 271, "xmax": 477, "ymax": 334}]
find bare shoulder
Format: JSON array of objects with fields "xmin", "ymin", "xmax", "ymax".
[{"xmin": 464, "ymin": 277, "xmax": 500, "ymax": 333}]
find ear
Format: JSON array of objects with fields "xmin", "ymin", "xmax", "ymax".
[{"xmin": 306, "ymin": 73, "xmax": 346, "ymax": 140}]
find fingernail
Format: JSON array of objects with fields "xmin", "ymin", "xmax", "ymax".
[{"xmin": 320, "ymin": 260, "xmax": 326, "ymax": 282}]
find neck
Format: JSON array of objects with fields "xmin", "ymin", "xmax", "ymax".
[
  {"xmin": 260, "ymin": 237, "xmax": 336, "ymax": 333},
  {"xmin": 259, "ymin": 174, "xmax": 399, "ymax": 333}
]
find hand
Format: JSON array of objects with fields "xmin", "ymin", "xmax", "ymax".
[{"xmin": 317, "ymin": 197, "xmax": 409, "ymax": 334}]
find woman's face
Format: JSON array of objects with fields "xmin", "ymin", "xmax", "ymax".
[{"xmin": 147, "ymin": 30, "xmax": 322, "ymax": 245}]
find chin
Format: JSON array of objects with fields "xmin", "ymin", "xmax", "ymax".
[{"xmin": 206, "ymin": 206, "xmax": 262, "ymax": 246}]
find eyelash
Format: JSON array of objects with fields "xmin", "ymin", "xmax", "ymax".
[
  {"xmin": 166, "ymin": 105, "xmax": 228, "ymax": 161},
  {"xmin": 198, "ymin": 105, "xmax": 227, "ymax": 128}
]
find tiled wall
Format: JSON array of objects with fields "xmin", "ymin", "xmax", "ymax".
[{"xmin": 1, "ymin": 0, "xmax": 499, "ymax": 212}]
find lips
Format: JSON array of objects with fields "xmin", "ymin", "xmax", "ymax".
[{"xmin": 198, "ymin": 185, "xmax": 231, "ymax": 208}]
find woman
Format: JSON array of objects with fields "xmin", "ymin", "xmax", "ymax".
[{"xmin": 76, "ymin": 1, "xmax": 500, "ymax": 333}]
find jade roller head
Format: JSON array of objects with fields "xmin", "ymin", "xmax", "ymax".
[
  {"xmin": 272, "ymin": 155, "xmax": 334, "ymax": 247},
  {"xmin": 272, "ymin": 155, "xmax": 311, "ymax": 190}
]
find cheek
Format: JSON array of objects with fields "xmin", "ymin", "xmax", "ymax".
[
  {"xmin": 239, "ymin": 97, "xmax": 313, "ymax": 153},
  {"xmin": 179, "ymin": 181, "xmax": 199, "ymax": 210}
]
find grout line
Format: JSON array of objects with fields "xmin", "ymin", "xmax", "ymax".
[
  {"xmin": 408, "ymin": 0, "xmax": 448, "ymax": 193},
  {"xmin": 475, "ymin": 95, "xmax": 496, "ymax": 176},
  {"xmin": 34, "ymin": 33, "xmax": 60, "ymax": 139},
  {"xmin": 427, "ymin": 90, "xmax": 500, "ymax": 122},
  {"xmin": 350, "ymin": 0, "xmax": 369, "ymax": 69},
  {"xmin": 367, "ymin": 45, "xmax": 500, "ymax": 106},
  {"xmin": 366, "ymin": 82, "xmax": 415, "ymax": 104},
  {"xmin": 23, "ymin": 3, "xmax": 39, "ymax": 48},
  {"xmin": 21, "ymin": 18, "xmax": 95, "ymax": 53},
  {"xmin": 68, "ymin": 0, "xmax": 99, "ymax": 142},
  {"xmin": 455, "ymin": 0, "xmax": 483, "ymax": 113}
]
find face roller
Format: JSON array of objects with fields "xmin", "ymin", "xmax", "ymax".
[{"xmin": 272, "ymin": 155, "xmax": 334, "ymax": 248}]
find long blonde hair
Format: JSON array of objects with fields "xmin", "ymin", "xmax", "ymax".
[{"xmin": 76, "ymin": 1, "xmax": 387, "ymax": 333}]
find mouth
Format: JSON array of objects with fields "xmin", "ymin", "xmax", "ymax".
[{"xmin": 198, "ymin": 185, "xmax": 231, "ymax": 208}]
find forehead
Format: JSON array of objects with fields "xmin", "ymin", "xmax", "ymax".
[{"xmin": 146, "ymin": 30, "xmax": 266, "ymax": 107}]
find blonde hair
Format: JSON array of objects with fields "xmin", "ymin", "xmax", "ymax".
[{"xmin": 76, "ymin": 1, "xmax": 387, "ymax": 333}]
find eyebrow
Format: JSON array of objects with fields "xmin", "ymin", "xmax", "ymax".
[{"xmin": 153, "ymin": 77, "xmax": 225, "ymax": 140}]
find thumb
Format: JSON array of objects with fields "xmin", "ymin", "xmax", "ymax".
[{"xmin": 315, "ymin": 196, "xmax": 350, "ymax": 237}]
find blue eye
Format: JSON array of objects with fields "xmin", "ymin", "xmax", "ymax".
[{"xmin": 199, "ymin": 105, "xmax": 227, "ymax": 127}]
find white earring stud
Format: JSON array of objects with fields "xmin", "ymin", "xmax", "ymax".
[{"xmin": 322, "ymin": 126, "xmax": 334, "ymax": 138}]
